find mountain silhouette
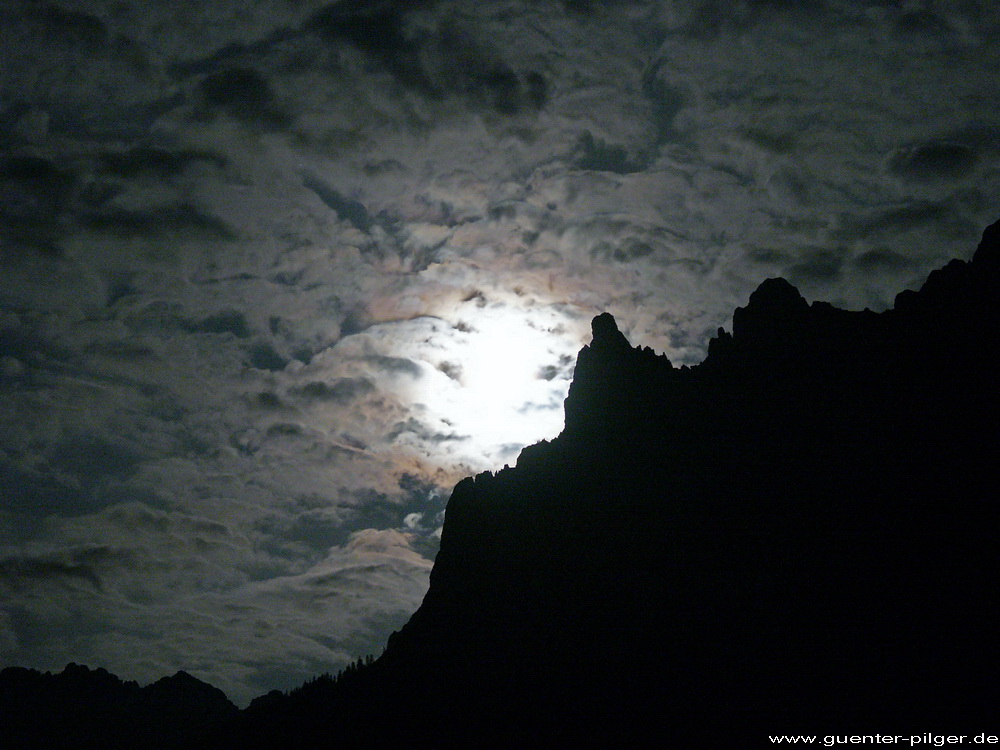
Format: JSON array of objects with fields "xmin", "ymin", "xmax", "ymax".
[
  {"xmin": 0, "ymin": 663, "xmax": 236, "ymax": 749},
  {"xmin": 230, "ymin": 219, "xmax": 1000, "ymax": 747},
  {"xmin": 4, "ymin": 221, "xmax": 999, "ymax": 747}
]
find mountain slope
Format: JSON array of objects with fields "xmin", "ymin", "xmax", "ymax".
[{"xmin": 231, "ymin": 220, "xmax": 1000, "ymax": 746}]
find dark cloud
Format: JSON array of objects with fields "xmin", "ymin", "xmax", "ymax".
[
  {"xmin": 0, "ymin": 156, "xmax": 75, "ymax": 247},
  {"xmin": 667, "ymin": 324, "xmax": 702, "ymax": 352},
  {"xmin": 746, "ymin": 247, "xmax": 791, "ymax": 266},
  {"xmin": 199, "ymin": 67, "xmax": 288, "ymax": 126},
  {"xmin": 78, "ymin": 180, "xmax": 124, "ymax": 210},
  {"xmin": 599, "ymin": 239, "xmax": 656, "ymax": 264},
  {"xmin": 470, "ymin": 65, "xmax": 521, "ymax": 115},
  {"xmin": 103, "ymin": 275, "xmax": 139, "ymax": 308},
  {"xmin": 229, "ymin": 427, "xmax": 263, "ymax": 457},
  {"xmin": 386, "ymin": 418, "xmax": 464, "ymax": 444},
  {"xmin": 183, "ymin": 310, "xmax": 252, "ymax": 339},
  {"xmin": 245, "ymin": 391, "xmax": 282, "ymax": 410},
  {"xmin": 686, "ymin": 0, "xmax": 823, "ymax": 35},
  {"xmin": 305, "ymin": 3, "xmax": 545, "ymax": 115},
  {"xmin": 254, "ymin": 507, "xmax": 353, "ymax": 554},
  {"xmin": 121, "ymin": 301, "xmax": 188, "ymax": 335},
  {"xmin": 0, "ymin": 9, "xmax": 178, "ymax": 140},
  {"xmin": 351, "ymin": 475, "xmax": 447, "ymax": 556},
  {"xmin": 168, "ymin": 28, "xmax": 299, "ymax": 79},
  {"xmin": 888, "ymin": 140, "xmax": 978, "ymax": 182},
  {"xmin": 841, "ymin": 202, "xmax": 952, "ymax": 240},
  {"xmin": 853, "ymin": 248, "xmax": 915, "ymax": 273},
  {"xmin": 575, "ymin": 131, "xmax": 648, "ymax": 174},
  {"xmin": 787, "ymin": 248, "xmax": 845, "ymax": 285},
  {"xmin": 0, "ymin": 321, "xmax": 65, "ymax": 365},
  {"xmin": 537, "ymin": 364, "xmax": 559, "ymax": 381},
  {"xmin": 1, "ymin": 430, "xmax": 150, "ymax": 516},
  {"xmin": 0, "ymin": 546, "xmax": 129, "ymax": 592},
  {"xmin": 524, "ymin": 71, "xmax": 548, "ymax": 109},
  {"xmin": 84, "ymin": 340, "xmax": 157, "ymax": 361},
  {"xmin": 248, "ymin": 342, "xmax": 289, "ymax": 372},
  {"xmin": 0, "ymin": 156, "xmax": 74, "ymax": 214},
  {"xmin": 895, "ymin": 8, "xmax": 951, "ymax": 35},
  {"xmin": 51, "ymin": 434, "xmax": 146, "ymax": 483},
  {"xmin": 0, "ymin": 456, "xmax": 88, "ymax": 515},
  {"xmin": 307, "ymin": 2, "xmax": 436, "ymax": 93},
  {"xmin": 0, "ymin": 321, "xmax": 79, "ymax": 387},
  {"xmin": 266, "ymin": 422, "xmax": 304, "ymax": 438},
  {"xmin": 738, "ymin": 125, "xmax": 797, "ymax": 155},
  {"xmin": 289, "ymin": 378, "xmax": 376, "ymax": 403},
  {"xmin": 99, "ymin": 147, "xmax": 227, "ymax": 179},
  {"xmin": 49, "ymin": 93, "xmax": 186, "ymax": 141},
  {"xmin": 455, "ymin": 61, "xmax": 547, "ymax": 116},
  {"xmin": 29, "ymin": 4, "xmax": 109, "ymax": 51},
  {"xmin": 641, "ymin": 68, "xmax": 686, "ymax": 145},
  {"xmin": 364, "ymin": 354, "xmax": 423, "ymax": 378},
  {"xmin": 302, "ymin": 175, "xmax": 372, "ymax": 231},
  {"xmin": 307, "ymin": 1, "xmax": 420, "ymax": 53},
  {"xmin": 487, "ymin": 202, "xmax": 518, "ymax": 222},
  {"xmin": 78, "ymin": 204, "xmax": 236, "ymax": 240},
  {"xmin": 437, "ymin": 360, "xmax": 462, "ymax": 380}
]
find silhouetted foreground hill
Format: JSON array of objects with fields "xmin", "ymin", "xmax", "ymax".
[
  {"xmin": 0, "ymin": 662, "xmax": 236, "ymax": 749},
  {"xmin": 4, "ymin": 221, "xmax": 1000, "ymax": 748}
]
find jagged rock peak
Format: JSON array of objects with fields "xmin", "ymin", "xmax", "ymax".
[
  {"xmin": 972, "ymin": 218, "xmax": 1000, "ymax": 269},
  {"xmin": 730, "ymin": 277, "xmax": 811, "ymax": 350},
  {"xmin": 745, "ymin": 277, "xmax": 808, "ymax": 312},
  {"xmin": 589, "ymin": 312, "xmax": 631, "ymax": 351},
  {"xmin": 893, "ymin": 220, "xmax": 1000, "ymax": 313},
  {"xmin": 561, "ymin": 312, "xmax": 675, "ymax": 434}
]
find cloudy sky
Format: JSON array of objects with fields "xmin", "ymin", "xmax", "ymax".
[{"xmin": 2, "ymin": 0, "xmax": 998, "ymax": 705}]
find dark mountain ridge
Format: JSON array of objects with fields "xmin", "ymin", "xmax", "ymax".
[
  {"xmin": 228, "ymin": 220, "xmax": 1000, "ymax": 747},
  {"xmin": 4, "ymin": 220, "xmax": 1000, "ymax": 747},
  {"xmin": 0, "ymin": 662, "xmax": 237, "ymax": 749}
]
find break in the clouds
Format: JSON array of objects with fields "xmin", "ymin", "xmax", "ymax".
[{"xmin": 2, "ymin": 0, "xmax": 998, "ymax": 705}]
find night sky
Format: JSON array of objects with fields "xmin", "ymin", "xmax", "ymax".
[{"xmin": 2, "ymin": 0, "xmax": 998, "ymax": 706}]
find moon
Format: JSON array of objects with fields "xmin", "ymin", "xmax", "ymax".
[{"xmin": 385, "ymin": 298, "xmax": 588, "ymax": 472}]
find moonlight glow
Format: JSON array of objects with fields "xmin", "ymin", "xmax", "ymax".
[
  {"xmin": 427, "ymin": 305, "xmax": 581, "ymax": 462},
  {"xmin": 355, "ymin": 300, "xmax": 586, "ymax": 472}
]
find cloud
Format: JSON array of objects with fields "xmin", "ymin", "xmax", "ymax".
[
  {"xmin": 197, "ymin": 67, "xmax": 289, "ymax": 128},
  {"xmin": 575, "ymin": 131, "xmax": 649, "ymax": 174},
  {"xmin": 852, "ymin": 248, "xmax": 917, "ymax": 275},
  {"xmin": 99, "ymin": 146, "xmax": 227, "ymax": 179},
  {"xmin": 362, "ymin": 354, "xmax": 424, "ymax": 379},
  {"xmin": 183, "ymin": 310, "xmax": 252, "ymax": 339},
  {"xmin": 0, "ymin": 433, "xmax": 150, "ymax": 516},
  {"xmin": 888, "ymin": 139, "xmax": 979, "ymax": 183},
  {"xmin": 0, "ymin": 501, "xmax": 401, "ymax": 706},
  {"xmin": 28, "ymin": 4, "xmax": 110, "ymax": 51},
  {"xmin": 302, "ymin": 174, "xmax": 373, "ymax": 231},
  {"xmin": 0, "ymin": 550, "xmax": 108, "ymax": 592},
  {"xmin": 79, "ymin": 204, "xmax": 237, "ymax": 240},
  {"xmin": 247, "ymin": 341, "xmax": 289, "ymax": 371},
  {"xmin": 306, "ymin": 2, "xmax": 435, "ymax": 93},
  {"xmin": 288, "ymin": 378, "xmax": 375, "ymax": 403},
  {"xmin": 0, "ymin": 155, "xmax": 75, "ymax": 250}
]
